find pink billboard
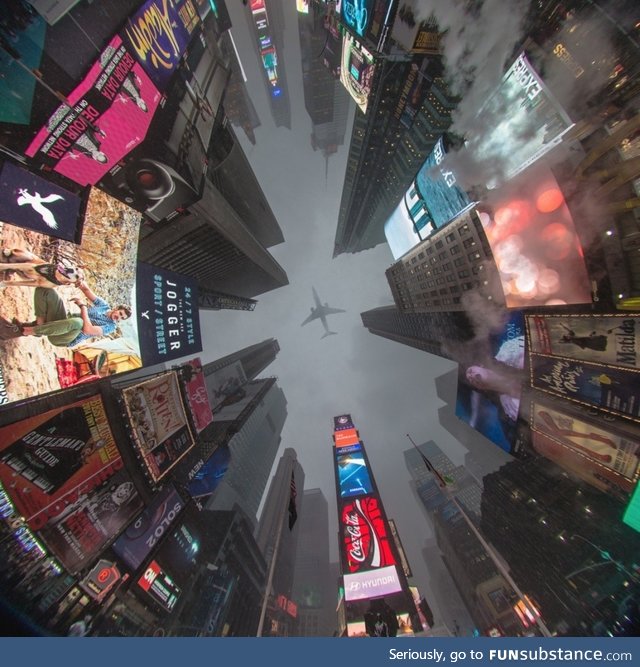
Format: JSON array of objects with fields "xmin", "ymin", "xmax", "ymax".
[{"xmin": 26, "ymin": 35, "xmax": 161, "ymax": 186}]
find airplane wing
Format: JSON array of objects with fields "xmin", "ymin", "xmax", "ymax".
[
  {"xmin": 321, "ymin": 306, "xmax": 346, "ymax": 316},
  {"xmin": 301, "ymin": 311, "xmax": 320, "ymax": 326}
]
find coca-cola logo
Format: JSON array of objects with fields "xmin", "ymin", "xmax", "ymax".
[{"xmin": 342, "ymin": 496, "xmax": 396, "ymax": 573}]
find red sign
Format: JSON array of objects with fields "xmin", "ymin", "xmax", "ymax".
[
  {"xmin": 183, "ymin": 358, "xmax": 213, "ymax": 433},
  {"xmin": 335, "ymin": 428, "xmax": 359, "ymax": 448},
  {"xmin": 341, "ymin": 496, "xmax": 396, "ymax": 574},
  {"xmin": 138, "ymin": 560, "xmax": 160, "ymax": 591}
]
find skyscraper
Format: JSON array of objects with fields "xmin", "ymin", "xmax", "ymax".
[
  {"xmin": 205, "ymin": 380, "xmax": 287, "ymax": 524},
  {"xmin": 203, "ymin": 338, "xmax": 280, "ymax": 382},
  {"xmin": 255, "ymin": 448, "xmax": 305, "ymax": 636},
  {"xmin": 290, "ymin": 488, "xmax": 337, "ymax": 636}
]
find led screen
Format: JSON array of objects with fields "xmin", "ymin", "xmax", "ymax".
[
  {"xmin": 0, "ymin": 187, "xmax": 142, "ymax": 406},
  {"xmin": 334, "ymin": 414, "xmax": 355, "ymax": 431},
  {"xmin": 0, "ymin": 396, "xmax": 142, "ymax": 572},
  {"xmin": 335, "ymin": 428, "xmax": 360, "ymax": 448},
  {"xmin": 25, "ymin": 35, "xmax": 161, "ymax": 187},
  {"xmin": 526, "ymin": 314, "xmax": 640, "ymax": 369},
  {"xmin": 136, "ymin": 263, "xmax": 202, "ymax": 367},
  {"xmin": 112, "ymin": 485, "xmax": 185, "ymax": 572},
  {"xmin": 341, "ymin": 0, "xmax": 375, "ymax": 38},
  {"xmin": 385, "ymin": 137, "xmax": 475, "ymax": 259},
  {"xmin": 455, "ymin": 312, "xmax": 525, "ymax": 454},
  {"xmin": 337, "ymin": 450, "xmax": 374, "ymax": 498},
  {"xmin": 121, "ymin": 372, "xmax": 196, "ymax": 483},
  {"xmin": 187, "ymin": 446, "xmax": 231, "ymax": 499},
  {"xmin": 339, "ymin": 33, "xmax": 375, "ymax": 114},
  {"xmin": 121, "ymin": 0, "xmax": 200, "ymax": 91},
  {"xmin": 343, "ymin": 564, "xmax": 402, "ymax": 602},
  {"xmin": 0, "ymin": 161, "xmax": 82, "ymax": 242},
  {"xmin": 341, "ymin": 496, "xmax": 396, "ymax": 574},
  {"xmin": 467, "ymin": 52, "xmax": 574, "ymax": 188},
  {"xmin": 138, "ymin": 560, "xmax": 181, "ymax": 612},
  {"xmin": 477, "ymin": 164, "xmax": 591, "ymax": 308}
]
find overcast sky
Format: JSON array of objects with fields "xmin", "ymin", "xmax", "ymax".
[{"xmin": 185, "ymin": 1, "xmax": 513, "ymax": 633}]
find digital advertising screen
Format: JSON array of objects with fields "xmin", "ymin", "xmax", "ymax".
[
  {"xmin": 466, "ymin": 52, "xmax": 574, "ymax": 188},
  {"xmin": 0, "ymin": 396, "xmax": 142, "ymax": 572},
  {"xmin": 25, "ymin": 35, "xmax": 161, "ymax": 187},
  {"xmin": 530, "ymin": 355, "xmax": 640, "ymax": 422},
  {"xmin": 343, "ymin": 564, "xmax": 402, "ymax": 602},
  {"xmin": 339, "ymin": 33, "xmax": 376, "ymax": 114},
  {"xmin": 181, "ymin": 358, "xmax": 213, "ymax": 433},
  {"xmin": 112, "ymin": 484, "xmax": 185, "ymax": 572},
  {"xmin": 530, "ymin": 398, "xmax": 640, "ymax": 497},
  {"xmin": 334, "ymin": 428, "xmax": 360, "ymax": 448},
  {"xmin": 154, "ymin": 520, "xmax": 201, "ymax": 585},
  {"xmin": 336, "ymin": 450, "xmax": 374, "ymax": 498},
  {"xmin": 137, "ymin": 559, "xmax": 181, "ymax": 612},
  {"xmin": 187, "ymin": 446, "xmax": 231, "ymax": 499},
  {"xmin": 0, "ymin": 161, "xmax": 83, "ymax": 242},
  {"xmin": 334, "ymin": 414, "xmax": 355, "ymax": 431},
  {"xmin": 121, "ymin": 0, "xmax": 200, "ymax": 91},
  {"xmin": 121, "ymin": 372, "xmax": 196, "ymax": 483},
  {"xmin": 526, "ymin": 314, "xmax": 640, "ymax": 369},
  {"xmin": 385, "ymin": 137, "xmax": 475, "ymax": 259},
  {"xmin": 341, "ymin": 0, "xmax": 375, "ymax": 38},
  {"xmin": 341, "ymin": 495, "xmax": 396, "ymax": 574},
  {"xmin": 477, "ymin": 164, "xmax": 591, "ymax": 308},
  {"xmin": 0, "ymin": 187, "xmax": 142, "ymax": 406},
  {"xmin": 455, "ymin": 312, "xmax": 526, "ymax": 454},
  {"xmin": 136, "ymin": 262, "xmax": 202, "ymax": 367}
]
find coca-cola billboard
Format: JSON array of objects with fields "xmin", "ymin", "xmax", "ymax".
[{"xmin": 341, "ymin": 496, "xmax": 396, "ymax": 574}]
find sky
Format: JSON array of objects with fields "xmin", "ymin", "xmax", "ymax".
[{"xmin": 189, "ymin": 0, "xmax": 512, "ymax": 633}]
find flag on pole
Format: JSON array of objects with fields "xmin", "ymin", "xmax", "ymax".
[{"xmin": 288, "ymin": 471, "xmax": 298, "ymax": 530}]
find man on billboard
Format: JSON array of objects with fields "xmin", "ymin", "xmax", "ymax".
[{"xmin": 14, "ymin": 279, "xmax": 131, "ymax": 347}]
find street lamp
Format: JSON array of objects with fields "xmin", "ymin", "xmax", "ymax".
[{"xmin": 406, "ymin": 434, "xmax": 553, "ymax": 638}]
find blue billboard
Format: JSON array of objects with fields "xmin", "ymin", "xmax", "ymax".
[{"xmin": 337, "ymin": 450, "xmax": 373, "ymax": 498}]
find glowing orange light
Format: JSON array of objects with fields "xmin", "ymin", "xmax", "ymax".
[
  {"xmin": 540, "ymin": 223, "xmax": 575, "ymax": 260},
  {"xmin": 494, "ymin": 200, "xmax": 531, "ymax": 235},
  {"xmin": 536, "ymin": 188, "xmax": 564, "ymax": 213}
]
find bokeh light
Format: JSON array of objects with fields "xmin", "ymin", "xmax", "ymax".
[{"xmin": 536, "ymin": 188, "xmax": 564, "ymax": 213}]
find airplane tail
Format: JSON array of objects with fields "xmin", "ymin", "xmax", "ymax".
[{"xmin": 322, "ymin": 331, "xmax": 337, "ymax": 339}]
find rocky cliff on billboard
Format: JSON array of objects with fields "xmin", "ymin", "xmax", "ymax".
[{"xmin": 0, "ymin": 187, "xmax": 142, "ymax": 405}]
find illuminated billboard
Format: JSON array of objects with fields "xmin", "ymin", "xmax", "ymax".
[
  {"xmin": 136, "ymin": 263, "xmax": 202, "ymax": 367},
  {"xmin": 0, "ymin": 161, "xmax": 82, "ymax": 242},
  {"xmin": 0, "ymin": 187, "xmax": 142, "ymax": 406},
  {"xmin": 0, "ymin": 396, "xmax": 142, "ymax": 572},
  {"xmin": 385, "ymin": 136, "xmax": 475, "ymax": 259},
  {"xmin": 341, "ymin": 495, "xmax": 396, "ymax": 574},
  {"xmin": 455, "ymin": 311, "xmax": 526, "ymax": 454},
  {"xmin": 334, "ymin": 414, "xmax": 356, "ymax": 431},
  {"xmin": 526, "ymin": 314, "xmax": 640, "ymax": 369},
  {"xmin": 121, "ymin": 372, "xmax": 196, "ymax": 483},
  {"xmin": 186, "ymin": 446, "xmax": 231, "ymax": 499},
  {"xmin": 335, "ymin": 428, "xmax": 360, "ymax": 448},
  {"xmin": 467, "ymin": 52, "xmax": 574, "ymax": 187},
  {"xmin": 112, "ymin": 485, "xmax": 185, "ymax": 572},
  {"xmin": 137, "ymin": 559, "xmax": 181, "ymax": 612},
  {"xmin": 296, "ymin": 0, "xmax": 309, "ymax": 12},
  {"xmin": 530, "ymin": 355, "xmax": 640, "ymax": 422},
  {"xmin": 530, "ymin": 399, "xmax": 639, "ymax": 496},
  {"xmin": 477, "ymin": 164, "xmax": 591, "ymax": 308},
  {"xmin": 337, "ymin": 450, "xmax": 374, "ymax": 498},
  {"xmin": 154, "ymin": 520, "xmax": 201, "ymax": 585},
  {"xmin": 340, "ymin": 33, "xmax": 375, "ymax": 114},
  {"xmin": 343, "ymin": 564, "xmax": 402, "ymax": 602},
  {"xmin": 25, "ymin": 35, "xmax": 161, "ymax": 187},
  {"xmin": 623, "ymin": 483, "xmax": 640, "ymax": 533},
  {"xmin": 181, "ymin": 358, "xmax": 213, "ymax": 433},
  {"xmin": 122, "ymin": 0, "xmax": 200, "ymax": 91},
  {"xmin": 341, "ymin": 0, "xmax": 375, "ymax": 38}
]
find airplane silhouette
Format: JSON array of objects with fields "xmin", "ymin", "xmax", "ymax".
[{"xmin": 301, "ymin": 287, "xmax": 346, "ymax": 338}]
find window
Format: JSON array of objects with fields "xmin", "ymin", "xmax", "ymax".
[
  {"xmin": 435, "ymin": 240, "xmax": 444, "ymax": 249},
  {"xmin": 454, "ymin": 257, "xmax": 465, "ymax": 267},
  {"xmin": 445, "ymin": 233, "xmax": 456, "ymax": 243},
  {"xmin": 450, "ymin": 245, "xmax": 461, "ymax": 255},
  {"xmin": 458, "ymin": 269, "xmax": 470, "ymax": 278},
  {"xmin": 463, "ymin": 238, "xmax": 476, "ymax": 248},
  {"xmin": 468, "ymin": 251, "xmax": 481, "ymax": 261},
  {"xmin": 446, "ymin": 274, "xmax": 455, "ymax": 283},
  {"xmin": 418, "ymin": 252, "xmax": 425, "ymax": 260},
  {"xmin": 459, "ymin": 224, "xmax": 470, "ymax": 236},
  {"xmin": 436, "ymin": 277, "xmax": 445, "ymax": 285},
  {"xmin": 442, "ymin": 262, "xmax": 451, "ymax": 271},
  {"xmin": 438, "ymin": 251, "xmax": 447, "ymax": 261}
]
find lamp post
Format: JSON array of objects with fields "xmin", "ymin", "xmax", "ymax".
[{"xmin": 406, "ymin": 434, "xmax": 553, "ymax": 638}]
